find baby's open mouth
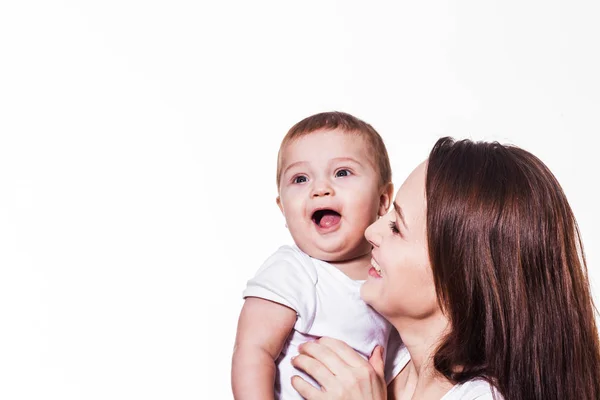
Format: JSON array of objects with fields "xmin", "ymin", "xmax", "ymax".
[{"xmin": 312, "ymin": 209, "xmax": 341, "ymax": 228}]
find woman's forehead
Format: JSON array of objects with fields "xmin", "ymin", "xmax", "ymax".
[
  {"xmin": 396, "ymin": 161, "xmax": 427, "ymax": 197},
  {"xmin": 394, "ymin": 161, "xmax": 427, "ymax": 216}
]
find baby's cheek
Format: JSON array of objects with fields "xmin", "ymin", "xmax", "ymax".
[{"xmin": 352, "ymin": 198, "xmax": 381, "ymax": 220}]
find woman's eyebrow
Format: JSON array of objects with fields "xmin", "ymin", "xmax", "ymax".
[{"xmin": 393, "ymin": 201, "xmax": 408, "ymax": 229}]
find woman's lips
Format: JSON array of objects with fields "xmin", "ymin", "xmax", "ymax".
[
  {"xmin": 368, "ymin": 266, "xmax": 382, "ymax": 278},
  {"xmin": 370, "ymin": 258, "xmax": 382, "ymax": 277}
]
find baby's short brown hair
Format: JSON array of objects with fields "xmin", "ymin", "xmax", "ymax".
[{"xmin": 276, "ymin": 111, "xmax": 392, "ymax": 190}]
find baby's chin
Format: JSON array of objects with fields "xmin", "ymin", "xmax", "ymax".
[{"xmin": 298, "ymin": 240, "xmax": 371, "ymax": 263}]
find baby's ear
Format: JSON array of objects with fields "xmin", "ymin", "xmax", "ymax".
[
  {"xmin": 378, "ymin": 182, "xmax": 394, "ymax": 216},
  {"xmin": 276, "ymin": 196, "xmax": 284, "ymax": 215}
]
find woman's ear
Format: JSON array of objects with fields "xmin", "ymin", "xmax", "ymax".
[{"xmin": 378, "ymin": 182, "xmax": 394, "ymax": 216}]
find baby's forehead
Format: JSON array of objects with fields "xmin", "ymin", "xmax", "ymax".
[
  {"xmin": 282, "ymin": 129, "xmax": 369, "ymax": 156},
  {"xmin": 281, "ymin": 132, "xmax": 373, "ymax": 166}
]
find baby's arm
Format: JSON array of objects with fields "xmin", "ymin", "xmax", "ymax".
[{"xmin": 231, "ymin": 297, "xmax": 297, "ymax": 400}]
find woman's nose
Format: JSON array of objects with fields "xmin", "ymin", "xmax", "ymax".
[{"xmin": 365, "ymin": 219, "xmax": 382, "ymax": 247}]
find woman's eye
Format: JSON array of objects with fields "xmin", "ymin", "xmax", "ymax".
[
  {"xmin": 389, "ymin": 221, "xmax": 401, "ymax": 235},
  {"xmin": 335, "ymin": 169, "xmax": 351, "ymax": 177},
  {"xmin": 293, "ymin": 176, "xmax": 307, "ymax": 184}
]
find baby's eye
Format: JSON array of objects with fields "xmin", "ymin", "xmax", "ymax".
[
  {"xmin": 335, "ymin": 169, "xmax": 351, "ymax": 178},
  {"xmin": 293, "ymin": 175, "xmax": 308, "ymax": 184}
]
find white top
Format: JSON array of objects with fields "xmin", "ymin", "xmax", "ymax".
[
  {"xmin": 243, "ymin": 245, "xmax": 410, "ymax": 399},
  {"xmin": 441, "ymin": 379, "xmax": 502, "ymax": 400}
]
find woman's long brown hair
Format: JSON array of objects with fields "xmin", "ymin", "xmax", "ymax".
[{"xmin": 426, "ymin": 137, "xmax": 600, "ymax": 399}]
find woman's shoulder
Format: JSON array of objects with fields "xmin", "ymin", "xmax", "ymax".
[{"xmin": 441, "ymin": 379, "xmax": 502, "ymax": 400}]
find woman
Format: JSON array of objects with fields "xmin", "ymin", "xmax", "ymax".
[{"xmin": 290, "ymin": 137, "xmax": 600, "ymax": 399}]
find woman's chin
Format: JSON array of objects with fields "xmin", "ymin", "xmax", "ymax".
[{"xmin": 360, "ymin": 280, "xmax": 379, "ymax": 308}]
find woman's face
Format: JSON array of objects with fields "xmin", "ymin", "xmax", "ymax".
[{"xmin": 361, "ymin": 161, "xmax": 439, "ymax": 320}]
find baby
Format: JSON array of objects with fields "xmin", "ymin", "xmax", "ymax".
[{"xmin": 231, "ymin": 112, "xmax": 408, "ymax": 399}]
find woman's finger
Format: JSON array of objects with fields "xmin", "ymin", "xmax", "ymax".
[
  {"xmin": 291, "ymin": 375, "xmax": 323, "ymax": 400},
  {"xmin": 297, "ymin": 340, "xmax": 351, "ymax": 376},
  {"xmin": 293, "ymin": 340, "xmax": 388, "ymax": 400},
  {"xmin": 316, "ymin": 337, "xmax": 371, "ymax": 368},
  {"xmin": 368, "ymin": 345, "xmax": 385, "ymax": 379},
  {"xmin": 292, "ymin": 353, "xmax": 338, "ymax": 389}
]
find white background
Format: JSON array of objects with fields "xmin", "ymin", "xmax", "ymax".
[{"xmin": 1, "ymin": 1, "xmax": 598, "ymax": 399}]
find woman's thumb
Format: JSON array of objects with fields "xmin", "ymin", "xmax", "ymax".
[{"xmin": 369, "ymin": 345, "xmax": 385, "ymax": 378}]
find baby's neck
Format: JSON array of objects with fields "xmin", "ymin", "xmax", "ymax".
[{"xmin": 328, "ymin": 252, "xmax": 371, "ymax": 280}]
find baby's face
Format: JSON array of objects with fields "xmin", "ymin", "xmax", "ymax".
[{"xmin": 277, "ymin": 129, "xmax": 384, "ymax": 262}]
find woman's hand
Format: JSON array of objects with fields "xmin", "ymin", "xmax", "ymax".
[{"xmin": 291, "ymin": 337, "xmax": 387, "ymax": 400}]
